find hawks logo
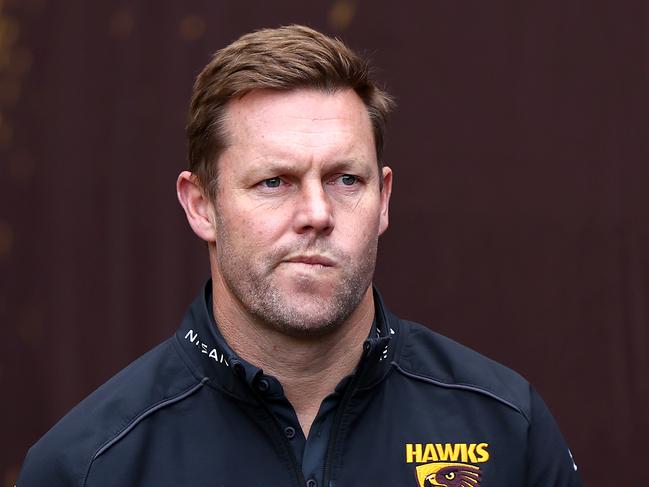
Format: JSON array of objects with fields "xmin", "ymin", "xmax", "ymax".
[
  {"xmin": 405, "ymin": 443, "xmax": 489, "ymax": 487},
  {"xmin": 415, "ymin": 462, "xmax": 481, "ymax": 487}
]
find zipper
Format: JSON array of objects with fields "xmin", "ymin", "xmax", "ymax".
[
  {"xmin": 259, "ymin": 401, "xmax": 306, "ymax": 487},
  {"xmin": 234, "ymin": 361, "xmax": 306, "ymax": 487},
  {"xmin": 322, "ymin": 341, "xmax": 373, "ymax": 487}
]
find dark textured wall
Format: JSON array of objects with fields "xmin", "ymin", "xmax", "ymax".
[{"xmin": 1, "ymin": 1, "xmax": 647, "ymax": 485}]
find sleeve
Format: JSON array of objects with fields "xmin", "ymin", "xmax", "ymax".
[
  {"xmin": 16, "ymin": 443, "xmax": 78, "ymax": 487},
  {"xmin": 526, "ymin": 387, "xmax": 583, "ymax": 487}
]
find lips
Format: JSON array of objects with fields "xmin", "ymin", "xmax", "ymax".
[{"xmin": 283, "ymin": 255, "xmax": 335, "ymax": 267}]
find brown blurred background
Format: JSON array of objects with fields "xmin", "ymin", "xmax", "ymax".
[{"xmin": 1, "ymin": 0, "xmax": 647, "ymax": 485}]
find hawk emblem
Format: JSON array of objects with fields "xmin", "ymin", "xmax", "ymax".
[{"xmin": 415, "ymin": 462, "xmax": 482, "ymax": 487}]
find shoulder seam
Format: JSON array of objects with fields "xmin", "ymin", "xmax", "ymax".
[
  {"xmin": 392, "ymin": 362, "xmax": 531, "ymax": 423},
  {"xmin": 81, "ymin": 377, "xmax": 209, "ymax": 487}
]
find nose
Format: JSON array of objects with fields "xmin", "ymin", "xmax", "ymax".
[{"xmin": 293, "ymin": 181, "xmax": 334, "ymax": 235}]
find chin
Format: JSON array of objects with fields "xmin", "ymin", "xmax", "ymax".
[
  {"xmin": 232, "ymin": 264, "xmax": 372, "ymax": 338},
  {"xmin": 268, "ymin": 314, "xmax": 343, "ymax": 339},
  {"xmin": 274, "ymin": 277, "xmax": 337, "ymax": 303},
  {"xmin": 255, "ymin": 294, "xmax": 351, "ymax": 338}
]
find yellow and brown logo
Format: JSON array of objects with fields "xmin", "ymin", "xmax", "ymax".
[{"xmin": 405, "ymin": 443, "xmax": 489, "ymax": 487}]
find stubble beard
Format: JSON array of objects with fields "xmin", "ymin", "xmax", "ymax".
[{"xmin": 214, "ymin": 218, "xmax": 378, "ymax": 338}]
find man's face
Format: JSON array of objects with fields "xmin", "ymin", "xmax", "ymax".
[{"xmin": 210, "ymin": 88, "xmax": 391, "ymax": 337}]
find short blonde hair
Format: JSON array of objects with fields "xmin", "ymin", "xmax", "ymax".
[{"xmin": 186, "ymin": 24, "xmax": 394, "ymax": 197}]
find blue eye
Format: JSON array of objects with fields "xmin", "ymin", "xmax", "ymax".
[
  {"xmin": 340, "ymin": 174, "xmax": 357, "ymax": 185},
  {"xmin": 263, "ymin": 177, "xmax": 282, "ymax": 188}
]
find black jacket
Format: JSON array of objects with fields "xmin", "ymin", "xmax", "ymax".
[{"xmin": 18, "ymin": 284, "xmax": 582, "ymax": 487}]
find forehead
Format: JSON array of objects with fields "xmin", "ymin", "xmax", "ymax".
[{"xmin": 222, "ymin": 87, "xmax": 375, "ymax": 160}]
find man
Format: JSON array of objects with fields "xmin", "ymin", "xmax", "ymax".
[{"xmin": 18, "ymin": 25, "xmax": 581, "ymax": 487}]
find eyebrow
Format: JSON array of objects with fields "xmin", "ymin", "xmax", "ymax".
[{"xmin": 249, "ymin": 158, "xmax": 370, "ymax": 176}]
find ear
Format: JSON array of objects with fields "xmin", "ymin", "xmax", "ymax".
[
  {"xmin": 176, "ymin": 171, "xmax": 217, "ymax": 242},
  {"xmin": 378, "ymin": 165, "xmax": 392, "ymax": 236}
]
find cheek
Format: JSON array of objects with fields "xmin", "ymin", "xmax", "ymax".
[
  {"xmin": 223, "ymin": 209, "xmax": 286, "ymax": 250},
  {"xmin": 335, "ymin": 207, "xmax": 381, "ymax": 251}
]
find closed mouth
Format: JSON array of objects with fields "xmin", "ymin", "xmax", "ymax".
[{"xmin": 283, "ymin": 255, "xmax": 335, "ymax": 267}]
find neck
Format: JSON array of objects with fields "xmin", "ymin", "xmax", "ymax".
[{"xmin": 210, "ymin": 270, "xmax": 374, "ymax": 437}]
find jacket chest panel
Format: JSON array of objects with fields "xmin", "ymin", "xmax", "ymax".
[
  {"xmin": 87, "ymin": 395, "xmax": 301, "ymax": 487},
  {"xmin": 325, "ymin": 378, "xmax": 528, "ymax": 486}
]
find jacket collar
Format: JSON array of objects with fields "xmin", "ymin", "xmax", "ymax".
[{"xmin": 175, "ymin": 280, "xmax": 398, "ymax": 398}]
